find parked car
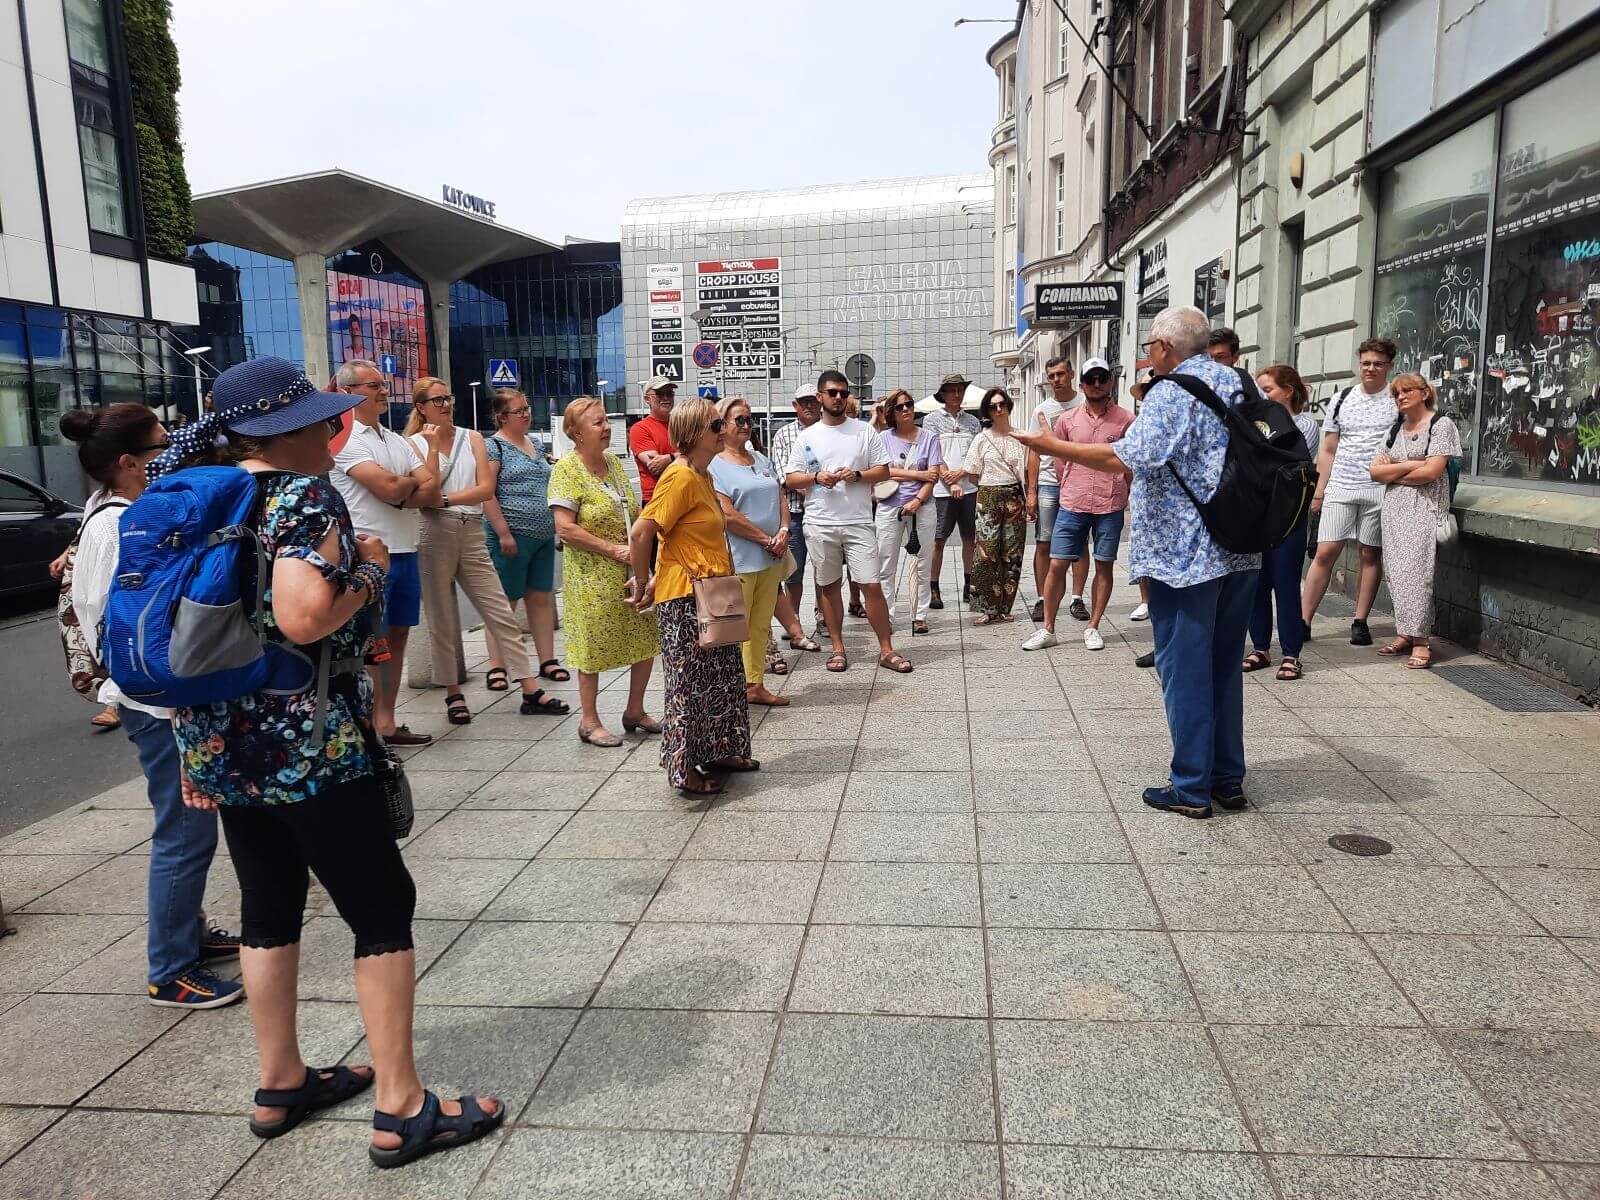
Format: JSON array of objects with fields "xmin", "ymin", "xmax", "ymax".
[{"xmin": 0, "ymin": 470, "xmax": 82, "ymax": 599}]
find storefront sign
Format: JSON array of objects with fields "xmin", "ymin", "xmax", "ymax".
[
  {"xmin": 441, "ymin": 185, "xmax": 496, "ymax": 220},
  {"xmin": 1033, "ymin": 282, "xmax": 1124, "ymax": 323},
  {"xmin": 647, "ymin": 263, "xmax": 685, "ymax": 385},
  {"xmin": 1138, "ymin": 240, "xmax": 1168, "ymax": 295},
  {"xmin": 695, "ymin": 259, "xmax": 783, "ymax": 381}
]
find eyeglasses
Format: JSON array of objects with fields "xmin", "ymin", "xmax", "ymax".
[
  {"xmin": 732, "ymin": 415, "xmax": 752, "ymax": 427},
  {"xmin": 892, "ymin": 401, "xmax": 916, "ymax": 412},
  {"xmin": 420, "ymin": 394, "xmax": 454, "ymax": 407},
  {"xmin": 502, "ymin": 406, "xmax": 530, "ymax": 418},
  {"xmin": 135, "ymin": 438, "xmax": 171, "ymax": 454},
  {"xmin": 352, "ymin": 379, "xmax": 387, "ymax": 390},
  {"xmin": 822, "ymin": 387, "xmax": 850, "ymax": 398},
  {"xmin": 709, "ymin": 418, "xmax": 726, "ymax": 434}
]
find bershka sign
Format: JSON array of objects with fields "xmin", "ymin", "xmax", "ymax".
[
  {"xmin": 441, "ymin": 185, "xmax": 496, "ymax": 220},
  {"xmin": 1033, "ymin": 282, "xmax": 1124, "ymax": 323}
]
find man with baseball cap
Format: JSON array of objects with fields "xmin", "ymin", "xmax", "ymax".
[
  {"xmin": 769, "ymin": 383, "xmax": 823, "ymax": 622},
  {"xmin": 628, "ymin": 375, "xmax": 677, "ymax": 505},
  {"xmin": 925, "ymin": 371, "xmax": 982, "ymax": 609},
  {"xmin": 1023, "ymin": 356, "xmax": 1134, "ymax": 652}
]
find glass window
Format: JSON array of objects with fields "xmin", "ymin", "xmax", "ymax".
[
  {"xmin": 1052, "ymin": 157, "xmax": 1066, "ymax": 254},
  {"xmin": 1372, "ymin": 116, "xmax": 1493, "ymax": 463},
  {"xmin": 1006, "ymin": 165, "xmax": 1018, "ymax": 227},
  {"xmin": 1480, "ymin": 53, "xmax": 1600, "ymax": 487},
  {"xmin": 0, "ymin": 475, "xmax": 50, "ymax": 513},
  {"xmin": 74, "ymin": 93, "xmax": 127, "ymax": 237},
  {"xmin": 63, "ymin": 0, "xmax": 111, "ymax": 73}
]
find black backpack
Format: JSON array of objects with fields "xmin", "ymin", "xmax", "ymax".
[{"xmin": 1154, "ymin": 372, "xmax": 1318, "ymax": 554}]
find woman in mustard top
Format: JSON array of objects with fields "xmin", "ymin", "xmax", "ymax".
[{"xmin": 630, "ymin": 398, "xmax": 755, "ymax": 796}]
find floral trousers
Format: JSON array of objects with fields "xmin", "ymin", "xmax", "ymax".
[{"xmin": 973, "ymin": 484, "xmax": 1026, "ymax": 617}]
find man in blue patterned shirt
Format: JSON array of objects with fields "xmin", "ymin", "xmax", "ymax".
[{"xmin": 1016, "ymin": 307, "xmax": 1260, "ymax": 819}]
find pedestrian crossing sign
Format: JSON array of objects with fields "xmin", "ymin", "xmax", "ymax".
[{"xmin": 488, "ymin": 358, "xmax": 520, "ymax": 387}]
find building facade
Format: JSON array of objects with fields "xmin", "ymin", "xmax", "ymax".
[
  {"xmin": 620, "ymin": 177, "xmax": 994, "ymax": 422},
  {"xmin": 2, "ymin": 0, "xmax": 198, "ymax": 497},
  {"xmin": 183, "ymin": 172, "xmax": 621, "ymax": 433},
  {"xmin": 1232, "ymin": 0, "xmax": 1600, "ymax": 694}
]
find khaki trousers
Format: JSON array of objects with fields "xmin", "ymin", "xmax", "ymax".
[
  {"xmin": 418, "ymin": 510, "xmax": 531, "ymax": 687},
  {"xmin": 737, "ymin": 561, "xmax": 786, "ymax": 685}
]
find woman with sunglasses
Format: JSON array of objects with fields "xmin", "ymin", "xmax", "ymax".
[
  {"xmin": 874, "ymin": 388, "xmax": 940, "ymax": 634},
  {"xmin": 60, "ymin": 403, "xmax": 244, "ymax": 1010},
  {"xmin": 629, "ymin": 398, "xmax": 756, "ymax": 796},
  {"xmin": 404, "ymin": 380, "xmax": 567, "ymax": 723},
  {"xmin": 709, "ymin": 395, "xmax": 793, "ymax": 708},
  {"xmin": 478, "ymin": 388, "xmax": 571, "ymax": 708},
  {"xmin": 960, "ymin": 387, "xmax": 1033, "ymax": 625}
]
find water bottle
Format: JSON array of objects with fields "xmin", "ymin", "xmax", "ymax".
[{"xmin": 803, "ymin": 443, "xmax": 828, "ymax": 487}]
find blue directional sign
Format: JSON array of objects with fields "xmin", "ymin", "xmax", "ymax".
[
  {"xmin": 697, "ymin": 385, "xmax": 720, "ymax": 399},
  {"xmin": 488, "ymin": 358, "xmax": 520, "ymax": 387},
  {"xmin": 378, "ymin": 352, "xmax": 398, "ymax": 375}
]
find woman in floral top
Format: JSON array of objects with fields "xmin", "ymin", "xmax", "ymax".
[{"xmin": 151, "ymin": 356, "xmax": 502, "ymax": 1170}]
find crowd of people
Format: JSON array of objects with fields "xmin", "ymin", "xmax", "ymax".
[{"xmin": 47, "ymin": 302, "xmax": 1464, "ymax": 1169}]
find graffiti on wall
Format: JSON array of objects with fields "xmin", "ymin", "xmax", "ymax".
[
  {"xmin": 1479, "ymin": 220, "xmax": 1600, "ymax": 485},
  {"xmin": 1372, "ymin": 252, "xmax": 1483, "ymax": 457}
]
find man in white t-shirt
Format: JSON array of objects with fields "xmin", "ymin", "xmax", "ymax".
[
  {"xmin": 331, "ymin": 358, "xmax": 445, "ymax": 744},
  {"xmin": 785, "ymin": 370, "xmax": 911, "ymax": 674},
  {"xmin": 1302, "ymin": 337, "xmax": 1399, "ymax": 646}
]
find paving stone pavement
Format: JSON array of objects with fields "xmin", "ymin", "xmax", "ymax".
[{"xmin": 3, "ymin": 569, "xmax": 1600, "ymax": 1199}]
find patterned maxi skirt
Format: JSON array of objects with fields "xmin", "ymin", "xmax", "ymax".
[
  {"xmin": 657, "ymin": 595, "xmax": 752, "ymax": 787},
  {"xmin": 973, "ymin": 484, "xmax": 1027, "ymax": 617}
]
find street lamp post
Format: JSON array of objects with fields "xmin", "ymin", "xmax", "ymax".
[
  {"xmin": 468, "ymin": 381, "xmax": 480, "ymax": 430},
  {"xmin": 180, "ymin": 345, "xmax": 211, "ymax": 424}
]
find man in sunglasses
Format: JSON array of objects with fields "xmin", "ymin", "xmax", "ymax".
[
  {"xmin": 331, "ymin": 358, "xmax": 444, "ymax": 747},
  {"xmin": 1023, "ymin": 357, "xmax": 1133, "ymax": 653},
  {"xmin": 784, "ymin": 371, "xmax": 912, "ymax": 673},
  {"xmin": 925, "ymin": 372, "xmax": 982, "ymax": 609},
  {"xmin": 628, "ymin": 375, "xmax": 678, "ymax": 505}
]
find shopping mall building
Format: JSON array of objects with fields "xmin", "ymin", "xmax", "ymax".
[{"xmin": 620, "ymin": 175, "xmax": 995, "ymax": 418}]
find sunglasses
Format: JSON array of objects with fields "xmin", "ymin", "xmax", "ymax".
[
  {"xmin": 709, "ymin": 418, "xmax": 725, "ymax": 434},
  {"xmin": 136, "ymin": 438, "xmax": 172, "ymax": 454},
  {"xmin": 1082, "ymin": 373, "xmax": 1110, "ymax": 385},
  {"xmin": 822, "ymin": 388, "xmax": 850, "ymax": 399},
  {"xmin": 892, "ymin": 400, "xmax": 916, "ymax": 412},
  {"xmin": 732, "ymin": 415, "xmax": 752, "ymax": 427}
]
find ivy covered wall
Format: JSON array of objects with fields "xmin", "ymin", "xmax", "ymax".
[{"xmin": 122, "ymin": 0, "xmax": 191, "ymax": 261}]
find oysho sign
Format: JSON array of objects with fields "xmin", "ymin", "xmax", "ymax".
[{"xmin": 441, "ymin": 185, "xmax": 496, "ymax": 221}]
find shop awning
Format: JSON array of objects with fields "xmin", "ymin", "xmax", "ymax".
[{"xmin": 191, "ymin": 170, "xmax": 560, "ymax": 281}]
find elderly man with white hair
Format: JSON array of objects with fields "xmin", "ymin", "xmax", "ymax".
[{"xmin": 1015, "ymin": 306, "xmax": 1261, "ymax": 820}]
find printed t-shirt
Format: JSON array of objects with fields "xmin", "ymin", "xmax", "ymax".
[
  {"xmin": 641, "ymin": 461, "xmax": 733, "ymax": 603},
  {"xmin": 1322, "ymin": 384, "xmax": 1398, "ymax": 498}
]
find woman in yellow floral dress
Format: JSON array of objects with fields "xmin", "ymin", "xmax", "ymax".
[{"xmin": 548, "ymin": 397, "xmax": 661, "ymax": 746}]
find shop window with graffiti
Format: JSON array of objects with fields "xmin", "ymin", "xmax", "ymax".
[
  {"xmin": 1372, "ymin": 117, "xmax": 1493, "ymax": 465},
  {"xmin": 1480, "ymin": 55, "xmax": 1600, "ymax": 487}
]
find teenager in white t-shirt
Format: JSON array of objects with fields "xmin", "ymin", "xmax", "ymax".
[
  {"xmin": 330, "ymin": 358, "xmax": 443, "ymax": 745},
  {"xmin": 785, "ymin": 370, "xmax": 911, "ymax": 674},
  {"xmin": 1303, "ymin": 338, "xmax": 1399, "ymax": 646}
]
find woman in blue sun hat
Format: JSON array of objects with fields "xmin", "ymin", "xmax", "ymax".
[{"xmin": 149, "ymin": 355, "xmax": 503, "ymax": 1169}]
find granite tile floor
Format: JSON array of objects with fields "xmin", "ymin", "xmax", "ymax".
[{"xmin": 3, "ymin": 570, "xmax": 1599, "ymax": 1199}]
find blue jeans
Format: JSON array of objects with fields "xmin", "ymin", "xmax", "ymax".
[
  {"xmin": 786, "ymin": 509, "xmax": 807, "ymax": 594},
  {"xmin": 121, "ymin": 705, "xmax": 219, "ymax": 985},
  {"xmin": 1250, "ymin": 521, "xmax": 1310, "ymax": 659},
  {"xmin": 1147, "ymin": 570, "xmax": 1258, "ymax": 808}
]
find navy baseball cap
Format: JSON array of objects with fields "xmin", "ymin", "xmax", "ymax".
[{"xmin": 213, "ymin": 356, "xmax": 358, "ymax": 437}]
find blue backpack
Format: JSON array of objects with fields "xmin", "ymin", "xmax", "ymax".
[{"xmin": 103, "ymin": 466, "xmax": 332, "ymax": 726}]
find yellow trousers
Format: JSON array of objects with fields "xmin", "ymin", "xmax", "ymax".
[{"xmin": 738, "ymin": 561, "xmax": 785, "ymax": 685}]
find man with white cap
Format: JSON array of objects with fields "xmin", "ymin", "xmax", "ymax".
[
  {"xmin": 1023, "ymin": 356, "xmax": 1133, "ymax": 652},
  {"xmin": 769, "ymin": 382, "xmax": 823, "ymax": 622},
  {"xmin": 628, "ymin": 375, "xmax": 677, "ymax": 505}
]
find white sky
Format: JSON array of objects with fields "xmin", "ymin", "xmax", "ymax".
[{"xmin": 172, "ymin": 0, "xmax": 1005, "ymax": 244}]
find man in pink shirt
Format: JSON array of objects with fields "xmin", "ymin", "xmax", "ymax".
[{"xmin": 1022, "ymin": 358, "xmax": 1134, "ymax": 652}]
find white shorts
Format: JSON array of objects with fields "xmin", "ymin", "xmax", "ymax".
[
  {"xmin": 1318, "ymin": 492, "xmax": 1383, "ymax": 548},
  {"xmin": 808, "ymin": 522, "xmax": 881, "ymax": 587}
]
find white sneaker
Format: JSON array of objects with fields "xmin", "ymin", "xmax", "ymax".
[
  {"xmin": 1021, "ymin": 628, "xmax": 1058, "ymax": 651},
  {"xmin": 1129, "ymin": 603, "xmax": 1150, "ymax": 622},
  {"xmin": 1084, "ymin": 627, "xmax": 1106, "ymax": 651}
]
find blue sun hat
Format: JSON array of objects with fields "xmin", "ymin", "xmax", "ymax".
[{"xmin": 148, "ymin": 356, "xmax": 358, "ymax": 481}]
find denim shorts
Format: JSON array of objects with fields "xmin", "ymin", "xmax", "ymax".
[
  {"xmin": 1035, "ymin": 484, "xmax": 1060, "ymax": 543},
  {"xmin": 384, "ymin": 552, "xmax": 422, "ymax": 626},
  {"xmin": 1050, "ymin": 508, "xmax": 1125, "ymax": 563}
]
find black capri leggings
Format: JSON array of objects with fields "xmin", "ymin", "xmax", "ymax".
[{"xmin": 219, "ymin": 776, "xmax": 416, "ymax": 958}]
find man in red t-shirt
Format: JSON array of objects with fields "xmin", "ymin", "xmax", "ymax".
[{"xmin": 628, "ymin": 376, "xmax": 677, "ymax": 504}]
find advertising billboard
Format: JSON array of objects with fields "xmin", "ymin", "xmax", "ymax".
[{"xmin": 328, "ymin": 271, "xmax": 431, "ymax": 400}]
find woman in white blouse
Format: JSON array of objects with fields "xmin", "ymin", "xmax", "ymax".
[
  {"xmin": 60, "ymin": 402, "xmax": 241, "ymax": 1009},
  {"xmin": 961, "ymin": 387, "xmax": 1034, "ymax": 625}
]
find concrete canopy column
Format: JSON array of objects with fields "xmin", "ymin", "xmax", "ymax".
[{"xmin": 294, "ymin": 252, "xmax": 331, "ymax": 385}]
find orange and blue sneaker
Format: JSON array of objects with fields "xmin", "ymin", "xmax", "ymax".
[
  {"xmin": 200, "ymin": 920, "xmax": 242, "ymax": 963},
  {"xmin": 148, "ymin": 966, "xmax": 245, "ymax": 1009}
]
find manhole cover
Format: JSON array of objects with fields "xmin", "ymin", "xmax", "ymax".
[
  {"xmin": 1328, "ymin": 834, "xmax": 1393, "ymax": 857},
  {"xmin": 1435, "ymin": 665, "xmax": 1589, "ymax": 713}
]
